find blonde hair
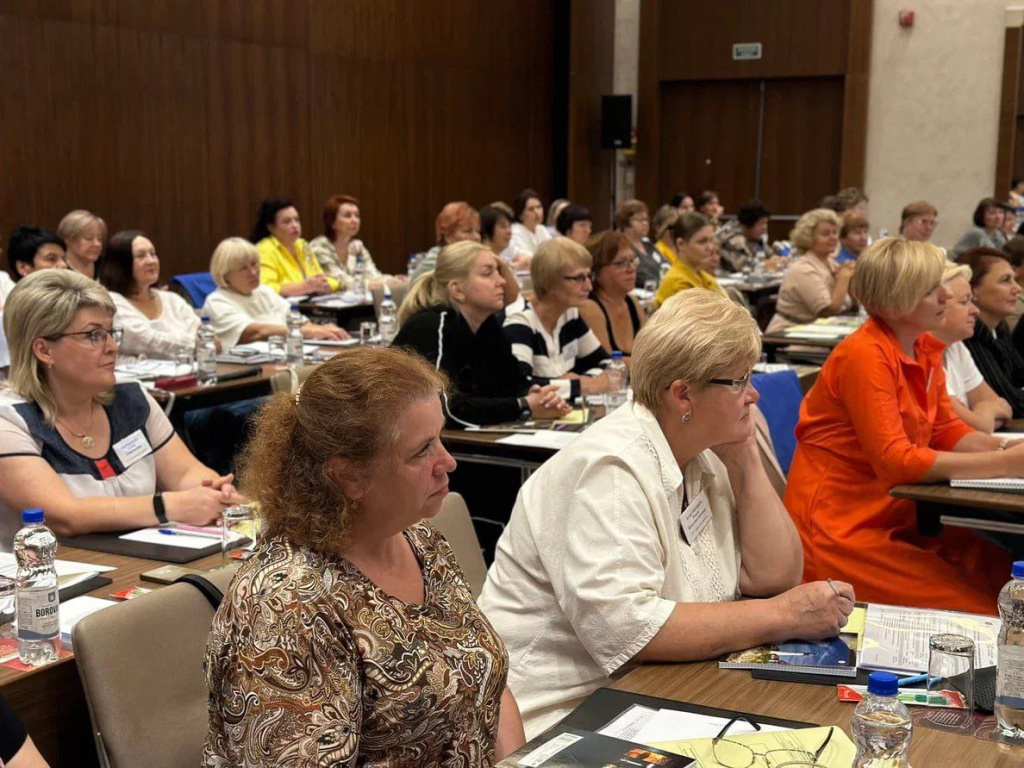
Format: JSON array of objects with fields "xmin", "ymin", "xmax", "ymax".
[
  {"xmin": 2, "ymin": 270, "xmax": 116, "ymax": 425},
  {"xmin": 238, "ymin": 347, "xmax": 446, "ymax": 550},
  {"xmin": 851, "ymin": 237, "xmax": 946, "ymax": 318},
  {"xmin": 942, "ymin": 263, "xmax": 972, "ymax": 284},
  {"xmin": 631, "ymin": 290, "xmax": 760, "ymax": 411},
  {"xmin": 652, "ymin": 204, "xmax": 680, "ymax": 242},
  {"xmin": 210, "ymin": 237, "xmax": 260, "ymax": 289},
  {"xmin": 790, "ymin": 208, "xmax": 842, "ymax": 252},
  {"xmin": 56, "ymin": 209, "xmax": 107, "ymax": 243},
  {"xmin": 398, "ymin": 241, "xmax": 493, "ymax": 325},
  {"xmin": 531, "ymin": 237, "xmax": 592, "ymax": 299}
]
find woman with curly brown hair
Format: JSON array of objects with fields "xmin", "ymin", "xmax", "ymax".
[{"xmin": 203, "ymin": 347, "xmax": 525, "ymax": 766}]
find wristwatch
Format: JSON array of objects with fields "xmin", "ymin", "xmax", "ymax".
[{"xmin": 517, "ymin": 397, "xmax": 532, "ymax": 421}]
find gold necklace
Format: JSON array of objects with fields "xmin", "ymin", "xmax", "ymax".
[{"xmin": 56, "ymin": 402, "xmax": 97, "ymax": 448}]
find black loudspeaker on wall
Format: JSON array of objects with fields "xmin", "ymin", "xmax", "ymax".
[{"xmin": 601, "ymin": 95, "xmax": 632, "ymax": 149}]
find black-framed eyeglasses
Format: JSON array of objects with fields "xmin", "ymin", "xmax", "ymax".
[
  {"xmin": 711, "ymin": 718, "xmax": 834, "ymax": 767},
  {"xmin": 707, "ymin": 370, "xmax": 753, "ymax": 395},
  {"xmin": 48, "ymin": 328, "xmax": 123, "ymax": 349},
  {"xmin": 562, "ymin": 272, "xmax": 594, "ymax": 285}
]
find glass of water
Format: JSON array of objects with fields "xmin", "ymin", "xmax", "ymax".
[
  {"xmin": 928, "ymin": 633, "xmax": 975, "ymax": 728},
  {"xmin": 360, "ymin": 321, "xmax": 378, "ymax": 346},
  {"xmin": 267, "ymin": 334, "xmax": 286, "ymax": 359},
  {"xmin": 0, "ymin": 575, "xmax": 14, "ymax": 642},
  {"xmin": 222, "ymin": 504, "xmax": 258, "ymax": 561},
  {"xmin": 174, "ymin": 346, "xmax": 194, "ymax": 374}
]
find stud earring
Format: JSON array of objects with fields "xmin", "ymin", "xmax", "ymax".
[{"xmin": 681, "ymin": 412, "xmax": 692, "ymax": 424}]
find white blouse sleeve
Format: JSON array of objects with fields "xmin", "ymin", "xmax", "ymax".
[
  {"xmin": 204, "ymin": 290, "xmax": 256, "ymax": 351},
  {"xmin": 112, "ymin": 292, "xmax": 197, "ymax": 359}
]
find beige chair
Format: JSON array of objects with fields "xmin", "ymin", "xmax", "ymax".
[
  {"xmin": 73, "ymin": 563, "xmax": 239, "ymax": 768},
  {"xmin": 430, "ymin": 492, "xmax": 488, "ymax": 597},
  {"xmin": 269, "ymin": 363, "xmax": 318, "ymax": 395},
  {"xmin": 751, "ymin": 403, "xmax": 787, "ymax": 498},
  {"xmin": 371, "ymin": 280, "xmax": 410, "ymax": 317}
]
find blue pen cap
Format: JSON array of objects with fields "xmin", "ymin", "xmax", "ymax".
[
  {"xmin": 1013, "ymin": 561, "xmax": 1024, "ymax": 579},
  {"xmin": 21, "ymin": 508, "xmax": 44, "ymax": 525},
  {"xmin": 867, "ymin": 671, "xmax": 899, "ymax": 696}
]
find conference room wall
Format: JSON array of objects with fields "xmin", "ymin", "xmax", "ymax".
[
  {"xmin": 0, "ymin": 1, "xmax": 579, "ymax": 276},
  {"xmin": 863, "ymin": 0, "xmax": 1007, "ymax": 249}
]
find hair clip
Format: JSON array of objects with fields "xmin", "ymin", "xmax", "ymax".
[{"xmin": 293, "ymin": 392, "xmax": 300, "ymax": 406}]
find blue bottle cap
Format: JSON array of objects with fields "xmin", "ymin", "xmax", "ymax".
[
  {"xmin": 21, "ymin": 509, "xmax": 44, "ymax": 525},
  {"xmin": 611, "ymin": 351, "xmax": 624, "ymax": 360},
  {"xmin": 867, "ymin": 671, "xmax": 899, "ymax": 696},
  {"xmin": 1013, "ymin": 561, "xmax": 1024, "ymax": 579}
]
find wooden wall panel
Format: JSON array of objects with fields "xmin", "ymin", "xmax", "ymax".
[
  {"xmin": 656, "ymin": 0, "xmax": 849, "ymax": 81},
  {"xmin": 0, "ymin": 0, "xmax": 561, "ymax": 276},
  {"xmin": 998, "ymin": 24, "xmax": 1023, "ymax": 198}
]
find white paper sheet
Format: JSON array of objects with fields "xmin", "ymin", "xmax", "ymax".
[
  {"xmin": 859, "ymin": 603, "xmax": 1000, "ymax": 674},
  {"xmin": 632, "ymin": 708, "xmax": 787, "ymax": 744},
  {"xmin": 233, "ymin": 341, "xmax": 318, "ymax": 355},
  {"xmin": 60, "ymin": 596, "xmax": 117, "ymax": 636},
  {"xmin": 597, "ymin": 704, "xmax": 658, "ymax": 740},
  {"xmin": 496, "ymin": 431, "xmax": 580, "ymax": 450},
  {"xmin": 0, "ymin": 554, "xmax": 116, "ymax": 579},
  {"xmin": 312, "ymin": 338, "xmax": 360, "ymax": 347},
  {"xmin": 114, "ymin": 360, "xmax": 192, "ymax": 378},
  {"xmin": 119, "ymin": 528, "xmax": 236, "ymax": 550}
]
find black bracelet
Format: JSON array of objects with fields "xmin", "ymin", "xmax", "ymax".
[{"xmin": 153, "ymin": 493, "xmax": 167, "ymax": 525}]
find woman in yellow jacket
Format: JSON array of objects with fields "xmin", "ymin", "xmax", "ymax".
[
  {"xmin": 251, "ymin": 198, "xmax": 339, "ymax": 297},
  {"xmin": 654, "ymin": 212, "xmax": 723, "ymax": 308}
]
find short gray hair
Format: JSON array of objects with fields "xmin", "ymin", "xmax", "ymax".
[
  {"xmin": 531, "ymin": 237, "xmax": 592, "ymax": 298},
  {"xmin": 56, "ymin": 209, "xmax": 107, "ymax": 243},
  {"xmin": 631, "ymin": 290, "xmax": 760, "ymax": 411},
  {"xmin": 3, "ymin": 270, "xmax": 116, "ymax": 425},
  {"xmin": 790, "ymin": 208, "xmax": 841, "ymax": 252},
  {"xmin": 210, "ymin": 237, "xmax": 260, "ymax": 289}
]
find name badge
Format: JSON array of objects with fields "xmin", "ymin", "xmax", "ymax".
[
  {"xmin": 112, "ymin": 430, "xmax": 152, "ymax": 469},
  {"xmin": 678, "ymin": 489, "xmax": 712, "ymax": 546}
]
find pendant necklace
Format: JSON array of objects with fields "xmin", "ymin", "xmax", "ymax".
[{"xmin": 57, "ymin": 402, "xmax": 96, "ymax": 448}]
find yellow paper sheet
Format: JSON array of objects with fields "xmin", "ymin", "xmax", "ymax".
[
  {"xmin": 555, "ymin": 408, "xmax": 587, "ymax": 425},
  {"xmin": 650, "ymin": 726, "xmax": 855, "ymax": 767},
  {"xmin": 840, "ymin": 605, "xmax": 866, "ymax": 636}
]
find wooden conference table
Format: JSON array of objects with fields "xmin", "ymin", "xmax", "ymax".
[{"xmin": 614, "ymin": 663, "xmax": 1024, "ymax": 765}]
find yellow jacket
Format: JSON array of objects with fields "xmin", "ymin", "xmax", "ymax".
[
  {"xmin": 256, "ymin": 236, "xmax": 339, "ymax": 294},
  {"xmin": 655, "ymin": 259, "xmax": 721, "ymax": 308}
]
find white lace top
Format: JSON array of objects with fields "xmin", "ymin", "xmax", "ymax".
[{"xmin": 478, "ymin": 403, "xmax": 741, "ymax": 738}]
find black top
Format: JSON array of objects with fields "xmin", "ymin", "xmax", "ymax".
[
  {"xmin": 591, "ymin": 294, "xmax": 641, "ymax": 354},
  {"xmin": 393, "ymin": 305, "xmax": 530, "ymax": 428},
  {"xmin": 0, "ymin": 693, "xmax": 27, "ymax": 763},
  {"xmin": 963, "ymin": 319, "xmax": 1024, "ymax": 417}
]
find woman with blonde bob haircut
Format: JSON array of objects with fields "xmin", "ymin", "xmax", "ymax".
[
  {"xmin": 202, "ymin": 237, "xmax": 347, "ymax": 349},
  {"xmin": 0, "ymin": 270, "xmax": 241, "ymax": 546},
  {"xmin": 56, "ymin": 209, "xmax": 107, "ymax": 279},
  {"xmin": 503, "ymin": 238, "xmax": 610, "ymax": 402},
  {"xmin": 481, "ymin": 290, "xmax": 853, "ymax": 737},
  {"xmin": 766, "ymin": 208, "xmax": 854, "ymax": 333},
  {"xmin": 393, "ymin": 242, "xmax": 568, "ymax": 427},
  {"xmin": 204, "ymin": 347, "xmax": 525, "ymax": 765},
  {"xmin": 786, "ymin": 237, "xmax": 1024, "ymax": 614}
]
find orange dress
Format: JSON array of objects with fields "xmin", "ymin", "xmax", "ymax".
[{"xmin": 785, "ymin": 318, "xmax": 1012, "ymax": 615}]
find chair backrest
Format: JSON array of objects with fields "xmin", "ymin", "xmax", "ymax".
[
  {"xmin": 429, "ymin": 492, "xmax": 487, "ymax": 598},
  {"xmin": 751, "ymin": 403, "xmax": 786, "ymax": 497},
  {"xmin": 269, "ymin": 364, "xmax": 319, "ymax": 395},
  {"xmin": 169, "ymin": 272, "xmax": 217, "ymax": 309},
  {"xmin": 73, "ymin": 564, "xmax": 239, "ymax": 768},
  {"xmin": 370, "ymin": 281, "xmax": 411, "ymax": 318},
  {"xmin": 751, "ymin": 369, "xmax": 804, "ymax": 474}
]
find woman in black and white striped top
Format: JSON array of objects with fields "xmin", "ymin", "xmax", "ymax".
[{"xmin": 503, "ymin": 238, "xmax": 610, "ymax": 403}]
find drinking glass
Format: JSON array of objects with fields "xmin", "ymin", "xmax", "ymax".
[
  {"xmin": 267, "ymin": 334, "xmax": 286, "ymax": 359},
  {"xmin": 222, "ymin": 504, "xmax": 258, "ymax": 561},
  {"xmin": 174, "ymin": 347, "xmax": 194, "ymax": 374},
  {"xmin": 360, "ymin": 321, "xmax": 378, "ymax": 346},
  {"xmin": 928, "ymin": 633, "xmax": 975, "ymax": 728},
  {"xmin": 0, "ymin": 575, "xmax": 14, "ymax": 641}
]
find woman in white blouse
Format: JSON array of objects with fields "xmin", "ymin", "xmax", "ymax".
[
  {"xmin": 508, "ymin": 188, "xmax": 552, "ymax": 264},
  {"xmin": 481, "ymin": 289, "xmax": 855, "ymax": 737},
  {"xmin": 99, "ymin": 231, "xmax": 204, "ymax": 360},
  {"xmin": 203, "ymin": 238, "xmax": 348, "ymax": 350},
  {"xmin": 935, "ymin": 264, "xmax": 1012, "ymax": 433}
]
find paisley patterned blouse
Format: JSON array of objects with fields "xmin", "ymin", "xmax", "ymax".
[{"xmin": 202, "ymin": 523, "xmax": 509, "ymax": 766}]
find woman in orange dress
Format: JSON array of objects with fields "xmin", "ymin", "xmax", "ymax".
[{"xmin": 785, "ymin": 238, "xmax": 1024, "ymax": 615}]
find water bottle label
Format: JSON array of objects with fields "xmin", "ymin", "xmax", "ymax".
[
  {"xmin": 17, "ymin": 588, "xmax": 59, "ymax": 639},
  {"xmin": 998, "ymin": 644, "xmax": 1024, "ymax": 702}
]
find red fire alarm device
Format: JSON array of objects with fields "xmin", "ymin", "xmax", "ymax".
[{"xmin": 899, "ymin": 9, "xmax": 915, "ymax": 28}]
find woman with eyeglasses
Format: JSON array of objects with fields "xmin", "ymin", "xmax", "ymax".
[
  {"xmin": 503, "ymin": 238, "xmax": 610, "ymax": 403},
  {"xmin": 481, "ymin": 290, "xmax": 853, "ymax": 738},
  {"xmin": 614, "ymin": 199, "xmax": 661, "ymax": 289},
  {"xmin": 787, "ymin": 238, "xmax": 1024, "ymax": 615},
  {"xmin": 0, "ymin": 270, "xmax": 243, "ymax": 548},
  {"xmin": 579, "ymin": 231, "xmax": 647, "ymax": 359},
  {"xmin": 654, "ymin": 213, "xmax": 723, "ymax": 308},
  {"xmin": 99, "ymin": 230, "xmax": 204, "ymax": 360}
]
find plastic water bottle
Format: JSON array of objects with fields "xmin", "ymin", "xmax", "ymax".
[
  {"xmin": 996, "ymin": 560, "xmax": 1024, "ymax": 739},
  {"xmin": 354, "ymin": 254, "xmax": 367, "ymax": 299},
  {"xmin": 852, "ymin": 671, "xmax": 912, "ymax": 767},
  {"xmin": 604, "ymin": 351, "xmax": 628, "ymax": 412},
  {"xmin": 378, "ymin": 287, "xmax": 398, "ymax": 346},
  {"xmin": 14, "ymin": 509, "xmax": 60, "ymax": 666},
  {"xmin": 285, "ymin": 312, "xmax": 305, "ymax": 365},
  {"xmin": 196, "ymin": 315, "xmax": 218, "ymax": 380}
]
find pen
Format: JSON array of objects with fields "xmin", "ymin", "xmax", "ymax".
[
  {"xmin": 897, "ymin": 673, "xmax": 934, "ymax": 686},
  {"xmin": 827, "ymin": 579, "xmax": 840, "ymax": 597},
  {"xmin": 158, "ymin": 528, "xmax": 222, "ymax": 541}
]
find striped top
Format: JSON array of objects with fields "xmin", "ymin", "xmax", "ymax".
[{"xmin": 503, "ymin": 303, "xmax": 608, "ymax": 401}]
